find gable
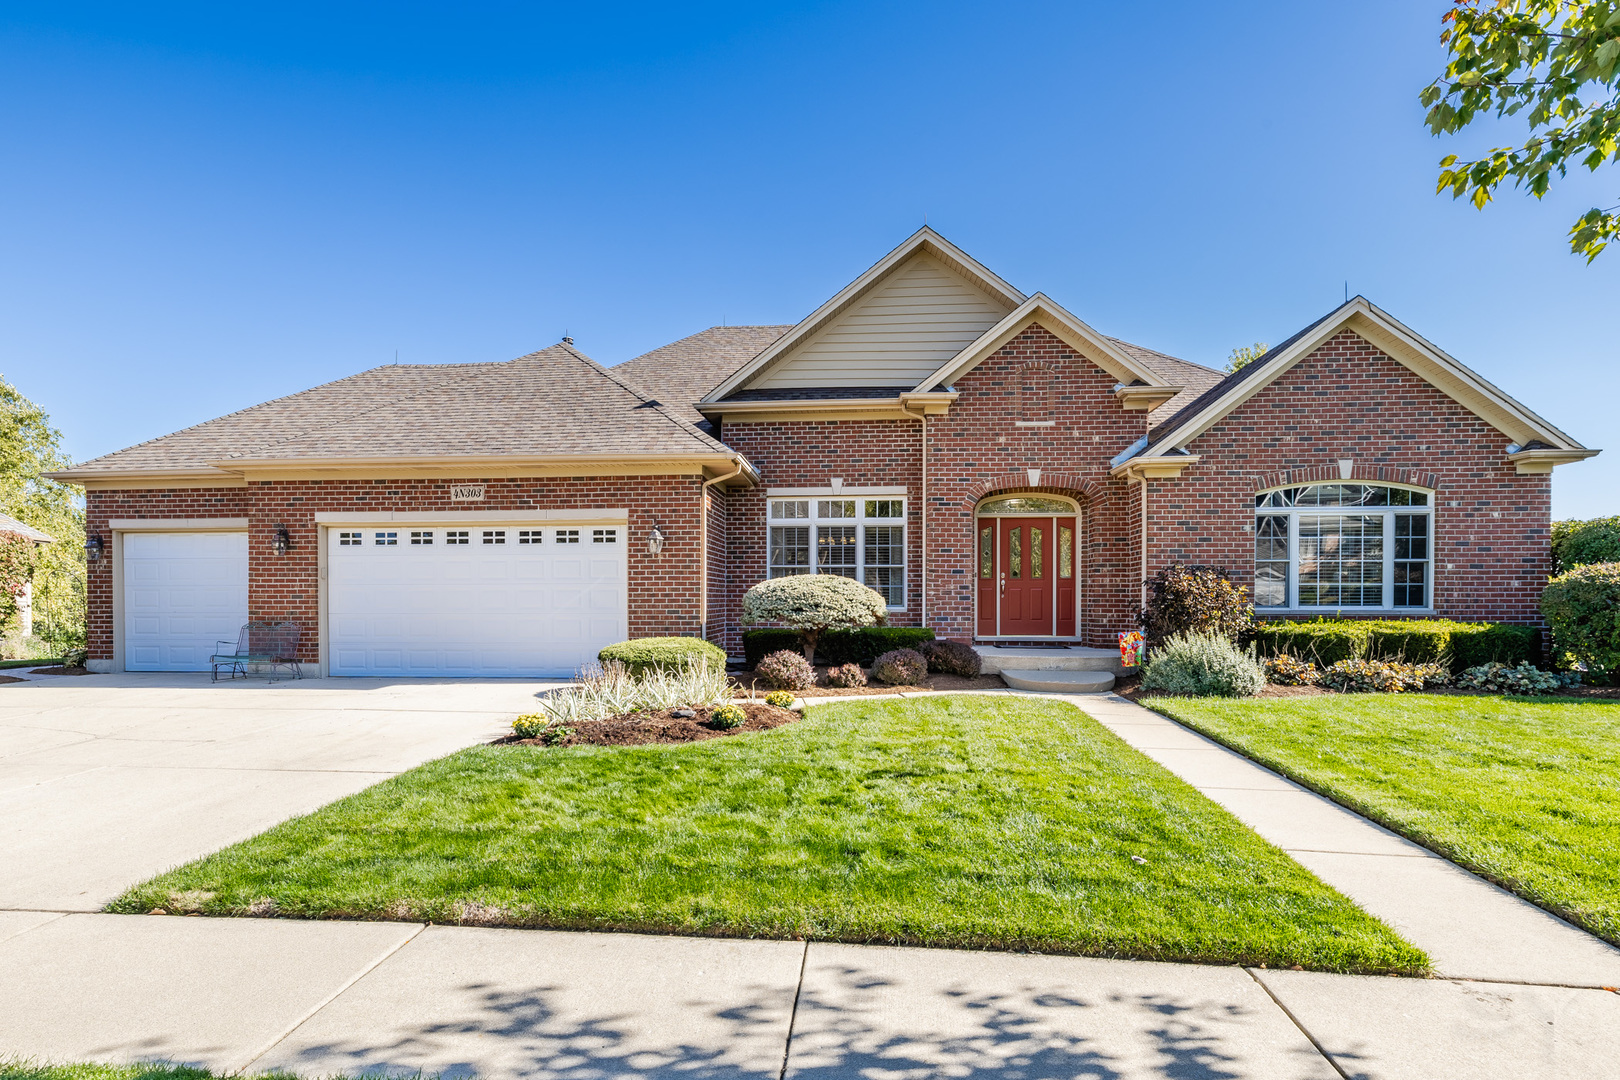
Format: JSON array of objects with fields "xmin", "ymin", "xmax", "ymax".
[{"xmin": 752, "ymin": 252, "xmax": 1015, "ymax": 390}]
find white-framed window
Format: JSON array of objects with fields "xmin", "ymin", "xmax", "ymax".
[
  {"xmin": 518, "ymin": 529, "xmax": 542, "ymax": 545},
  {"xmin": 592, "ymin": 528, "xmax": 617, "ymax": 544},
  {"xmin": 768, "ymin": 497, "xmax": 907, "ymax": 608},
  {"xmin": 338, "ymin": 531, "xmax": 363, "ymax": 546},
  {"xmin": 445, "ymin": 530, "xmax": 470, "ymax": 545},
  {"xmin": 1255, "ymin": 484, "xmax": 1433, "ymax": 610},
  {"xmin": 410, "ymin": 530, "xmax": 433, "ymax": 545},
  {"xmin": 556, "ymin": 529, "xmax": 579, "ymax": 544},
  {"xmin": 482, "ymin": 530, "xmax": 505, "ymax": 545},
  {"xmin": 374, "ymin": 531, "xmax": 398, "ymax": 546}
]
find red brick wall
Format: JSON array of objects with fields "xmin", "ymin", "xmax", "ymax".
[
  {"xmin": 1160, "ymin": 330, "xmax": 1551, "ymax": 624},
  {"xmin": 86, "ymin": 475, "xmax": 707, "ymax": 665}
]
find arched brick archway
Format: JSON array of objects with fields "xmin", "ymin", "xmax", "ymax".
[
  {"xmin": 964, "ymin": 472, "xmax": 1107, "ymax": 506},
  {"xmin": 1251, "ymin": 463, "xmax": 1441, "ymax": 494}
]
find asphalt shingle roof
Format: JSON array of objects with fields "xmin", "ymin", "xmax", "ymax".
[
  {"xmin": 0, "ymin": 514, "xmax": 54, "ymax": 543},
  {"xmin": 612, "ymin": 326, "xmax": 792, "ymax": 428}
]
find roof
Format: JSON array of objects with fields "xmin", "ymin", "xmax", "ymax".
[
  {"xmin": 0, "ymin": 514, "xmax": 54, "ymax": 543},
  {"xmin": 59, "ymin": 343, "xmax": 736, "ymax": 479},
  {"xmin": 1104, "ymin": 337, "xmax": 1226, "ymax": 425},
  {"xmin": 613, "ymin": 326, "xmax": 791, "ymax": 427}
]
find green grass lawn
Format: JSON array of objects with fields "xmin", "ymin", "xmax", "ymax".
[
  {"xmin": 110, "ymin": 694, "xmax": 1424, "ymax": 973},
  {"xmin": 0, "ymin": 1064, "xmax": 284, "ymax": 1080},
  {"xmin": 1146, "ymin": 693, "xmax": 1620, "ymax": 945}
]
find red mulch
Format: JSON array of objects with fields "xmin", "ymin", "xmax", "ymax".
[
  {"xmin": 731, "ymin": 669, "xmax": 1006, "ymax": 696},
  {"xmin": 28, "ymin": 666, "xmax": 91, "ymax": 676},
  {"xmin": 491, "ymin": 701, "xmax": 801, "ymax": 748}
]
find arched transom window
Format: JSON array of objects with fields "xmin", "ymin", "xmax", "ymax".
[{"xmin": 1254, "ymin": 483, "xmax": 1433, "ymax": 610}]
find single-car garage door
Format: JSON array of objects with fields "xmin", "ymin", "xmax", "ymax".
[
  {"xmin": 123, "ymin": 532, "xmax": 250, "ymax": 671},
  {"xmin": 327, "ymin": 523, "xmax": 627, "ymax": 677}
]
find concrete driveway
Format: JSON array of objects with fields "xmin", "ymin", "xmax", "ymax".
[{"xmin": 0, "ymin": 671, "xmax": 561, "ymax": 911}]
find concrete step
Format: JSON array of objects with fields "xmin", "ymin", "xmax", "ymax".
[
  {"xmin": 1000, "ymin": 668, "xmax": 1116, "ymax": 694},
  {"xmin": 973, "ymin": 645, "xmax": 1123, "ymax": 674}
]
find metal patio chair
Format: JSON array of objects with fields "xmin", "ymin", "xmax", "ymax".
[{"xmin": 211, "ymin": 621, "xmax": 304, "ymax": 682}]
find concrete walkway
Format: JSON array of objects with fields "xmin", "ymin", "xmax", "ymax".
[{"xmin": 1, "ymin": 677, "xmax": 1618, "ymax": 1078}]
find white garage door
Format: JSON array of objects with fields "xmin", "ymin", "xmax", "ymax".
[
  {"xmin": 123, "ymin": 532, "xmax": 250, "ymax": 672},
  {"xmin": 327, "ymin": 523, "xmax": 627, "ymax": 677}
]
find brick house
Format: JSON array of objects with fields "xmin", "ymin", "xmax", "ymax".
[{"xmin": 49, "ymin": 229, "xmax": 1599, "ymax": 675}]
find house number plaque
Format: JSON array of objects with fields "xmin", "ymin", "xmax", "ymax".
[{"xmin": 450, "ymin": 484, "xmax": 487, "ymax": 502}]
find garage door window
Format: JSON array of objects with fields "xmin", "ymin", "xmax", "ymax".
[
  {"xmin": 483, "ymin": 530, "xmax": 505, "ymax": 545},
  {"xmin": 557, "ymin": 529, "xmax": 580, "ymax": 543},
  {"xmin": 518, "ymin": 530, "xmax": 542, "ymax": 544},
  {"xmin": 374, "ymin": 531, "xmax": 398, "ymax": 546},
  {"xmin": 593, "ymin": 529, "xmax": 617, "ymax": 543},
  {"xmin": 338, "ymin": 531, "xmax": 363, "ymax": 546},
  {"xmin": 411, "ymin": 531, "xmax": 433, "ymax": 545},
  {"xmin": 446, "ymin": 530, "xmax": 469, "ymax": 545}
]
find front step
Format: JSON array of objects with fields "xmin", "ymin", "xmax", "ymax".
[
  {"xmin": 1000, "ymin": 668, "xmax": 1116, "ymax": 694},
  {"xmin": 972, "ymin": 645, "xmax": 1123, "ymax": 675}
]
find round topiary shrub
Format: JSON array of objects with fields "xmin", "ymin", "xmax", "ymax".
[
  {"xmin": 708, "ymin": 703, "xmax": 747, "ymax": 730},
  {"xmin": 740, "ymin": 575, "xmax": 888, "ymax": 665},
  {"xmin": 1541, "ymin": 562, "xmax": 1620, "ymax": 684},
  {"xmin": 921, "ymin": 639, "xmax": 981, "ymax": 677},
  {"xmin": 1141, "ymin": 632, "xmax": 1265, "ymax": 697},
  {"xmin": 755, "ymin": 649, "xmax": 816, "ymax": 691},
  {"xmin": 598, "ymin": 636, "xmax": 727, "ymax": 677},
  {"xmin": 871, "ymin": 647, "xmax": 927, "ymax": 686},
  {"xmin": 764, "ymin": 690, "xmax": 796, "ymax": 708},
  {"xmin": 825, "ymin": 662, "xmax": 867, "ymax": 688}
]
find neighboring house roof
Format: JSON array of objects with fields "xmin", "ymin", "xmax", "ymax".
[
  {"xmin": 0, "ymin": 514, "xmax": 54, "ymax": 544},
  {"xmin": 50, "ymin": 344, "xmax": 746, "ymax": 483},
  {"xmin": 614, "ymin": 326, "xmax": 792, "ymax": 427}
]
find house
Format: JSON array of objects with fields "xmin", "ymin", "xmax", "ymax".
[
  {"xmin": 0, "ymin": 512, "xmax": 57, "ymax": 639},
  {"xmin": 48, "ymin": 229, "xmax": 1600, "ymax": 675}
]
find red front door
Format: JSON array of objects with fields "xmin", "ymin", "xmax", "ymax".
[{"xmin": 998, "ymin": 517, "xmax": 1052, "ymax": 636}]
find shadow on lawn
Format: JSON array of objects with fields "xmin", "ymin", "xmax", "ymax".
[{"xmin": 270, "ymin": 958, "xmax": 1304, "ymax": 1080}]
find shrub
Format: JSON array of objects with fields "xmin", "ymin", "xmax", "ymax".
[
  {"xmin": 1541, "ymin": 562, "xmax": 1620, "ymax": 684},
  {"xmin": 1138, "ymin": 565, "xmax": 1253, "ymax": 644},
  {"xmin": 921, "ymin": 639, "xmax": 982, "ymax": 677},
  {"xmin": 1446, "ymin": 623, "xmax": 1539, "ymax": 671},
  {"xmin": 1552, "ymin": 516, "xmax": 1620, "ymax": 573},
  {"xmin": 741, "ymin": 626, "xmax": 935, "ymax": 666},
  {"xmin": 1456, "ymin": 661, "xmax": 1569, "ymax": 695},
  {"xmin": 754, "ymin": 649, "xmax": 816, "ymax": 691},
  {"xmin": 740, "ymin": 575, "xmax": 888, "ymax": 664},
  {"xmin": 1319, "ymin": 659, "xmax": 1451, "ymax": 694},
  {"xmin": 1140, "ymin": 632, "xmax": 1265, "ymax": 697},
  {"xmin": 1359, "ymin": 621, "xmax": 1453, "ymax": 665},
  {"xmin": 1252, "ymin": 620, "xmax": 1369, "ymax": 666},
  {"xmin": 1264, "ymin": 654, "xmax": 1320, "ymax": 686},
  {"xmin": 512, "ymin": 713, "xmax": 547, "ymax": 739},
  {"xmin": 825, "ymin": 662, "xmax": 867, "ymax": 688},
  {"xmin": 540, "ymin": 725, "xmax": 575, "ymax": 745},
  {"xmin": 708, "ymin": 703, "xmax": 747, "ymax": 730},
  {"xmin": 1253, "ymin": 618, "xmax": 1538, "ymax": 673},
  {"xmin": 764, "ymin": 690, "xmax": 796, "ymax": 708},
  {"xmin": 871, "ymin": 648, "xmax": 928, "ymax": 686},
  {"xmin": 598, "ymin": 636, "xmax": 726, "ymax": 677},
  {"xmin": 61, "ymin": 646, "xmax": 89, "ymax": 669},
  {"xmin": 536, "ymin": 659, "xmax": 732, "ymax": 726}
]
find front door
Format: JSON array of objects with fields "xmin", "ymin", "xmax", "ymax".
[{"xmin": 976, "ymin": 513, "xmax": 1078, "ymax": 638}]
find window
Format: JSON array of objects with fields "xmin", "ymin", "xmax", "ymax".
[
  {"xmin": 1254, "ymin": 484, "xmax": 1433, "ymax": 609},
  {"xmin": 592, "ymin": 528, "xmax": 617, "ymax": 544},
  {"xmin": 483, "ymin": 530, "xmax": 505, "ymax": 545},
  {"xmin": 767, "ymin": 496, "xmax": 906, "ymax": 607},
  {"xmin": 556, "ymin": 529, "xmax": 579, "ymax": 544},
  {"xmin": 338, "ymin": 531, "xmax": 363, "ymax": 546},
  {"xmin": 518, "ymin": 530, "xmax": 542, "ymax": 545},
  {"xmin": 445, "ymin": 530, "xmax": 470, "ymax": 545},
  {"xmin": 410, "ymin": 530, "xmax": 433, "ymax": 545},
  {"xmin": 374, "ymin": 531, "xmax": 398, "ymax": 546}
]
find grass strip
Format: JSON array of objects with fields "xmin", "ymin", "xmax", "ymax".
[{"xmin": 110, "ymin": 694, "xmax": 1425, "ymax": 973}]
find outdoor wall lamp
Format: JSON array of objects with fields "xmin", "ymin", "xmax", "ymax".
[
  {"xmin": 271, "ymin": 525, "xmax": 290, "ymax": 556},
  {"xmin": 647, "ymin": 524, "xmax": 666, "ymax": 556},
  {"xmin": 84, "ymin": 534, "xmax": 104, "ymax": 563}
]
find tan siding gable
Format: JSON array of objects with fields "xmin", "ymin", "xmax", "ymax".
[{"xmin": 755, "ymin": 253, "xmax": 1013, "ymax": 389}]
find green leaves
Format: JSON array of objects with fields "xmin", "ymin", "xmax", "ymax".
[{"xmin": 1422, "ymin": 0, "xmax": 1620, "ymax": 260}]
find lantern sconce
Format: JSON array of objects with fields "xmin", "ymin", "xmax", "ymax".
[
  {"xmin": 85, "ymin": 534, "xmax": 105, "ymax": 563},
  {"xmin": 647, "ymin": 523, "xmax": 666, "ymax": 556},
  {"xmin": 271, "ymin": 524, "xmax": 290, "ymax": 556}
]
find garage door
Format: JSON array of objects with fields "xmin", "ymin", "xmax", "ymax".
[
  {"xmin": 123, "ymin": 532, "xmax": 250, "ymax": 671},
  {"xmin": 327, "ymin": 523, "xmax": 627, "ymax": 677}
]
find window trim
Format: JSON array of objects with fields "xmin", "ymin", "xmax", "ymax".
[
  {"xmin": 766, "ymin": 496, "xmax": 907, "ymax": 610},
  {"xmin": 1254, "ymin": 483, "xmax": 1435, "ymax": 613}
]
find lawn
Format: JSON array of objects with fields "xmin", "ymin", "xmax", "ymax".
[
  {"xmin": 0, "ymin": 1065, "xmax": 279, "ymax": 1080},
  {"xmin": 111, "ymin": 694, "xmax": 1425, "ymax": 973},
  {"xmin": 1146, "ymin": 693, "xmax": 1620, "ymax": 945}
]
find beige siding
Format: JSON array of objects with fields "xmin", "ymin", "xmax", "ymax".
[{"xmin": 756, "ymin": 253, "xmax": 1014, "ymax": 389}]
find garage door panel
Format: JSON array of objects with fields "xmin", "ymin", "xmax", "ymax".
[
  {"xmin": 123, "ymin": 532, "xmax": 249, "ymax": 672},
  {"xmin": 328, "ymin": 524, "xmax": 626, "ymax": 677}
]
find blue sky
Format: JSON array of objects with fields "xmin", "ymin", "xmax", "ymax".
[{"xmin": 2, "ymin": 1, "xmax": 1614, "ymax": 516}]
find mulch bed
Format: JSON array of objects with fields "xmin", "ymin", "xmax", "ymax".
[
  {"xmin": 28, "ymin": 666, "xmax": 91, "ymax": 676},
  {"xmin": 1116, "ymin": 673, "xmax": 1620, "ymax": 702},
  {"xmin": 0, "ymin": 675, "xmax": 25, "ymax": 685},
  {"xmin": 492, "ymin": 701, "xmax": 800, "ymax": 748},
  {"xmin": 731, "ymin": 669, "xmax": 1006, "ymax": 696}
]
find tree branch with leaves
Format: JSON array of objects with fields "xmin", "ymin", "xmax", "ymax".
[{"xmin": 1422, "ymin": 0, "xmax": 1620, "ymax": 261}]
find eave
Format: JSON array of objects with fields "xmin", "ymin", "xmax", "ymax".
[
  {"xmin": 1113, "ymin": 383, "xmax": 1183, "ymax": 411},
  {"xmin": 1110, "ymin": 455, "xmax": 1202, "ymax": 481},
  {"xmin": 699, "ymin": 397, "xmax": 946, "ymax": 423},
  {"xmin": 1506, "ymin": 447, "xmax": 1601, "ymax": 475}
]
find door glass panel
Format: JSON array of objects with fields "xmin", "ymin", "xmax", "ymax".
[
  {"xmin": 979, "ymin": 526, "xmax": 992, "ymax": 578},
  {"xmin": 1059, "ymin": 526, "xmax": 1073, "ymax": 578},
  {"xmin": 1009, "ymin": 527, "xmax": 1022, "ymax": 578},
  {"xmin": 1030, "ymin": 527, "xmax": 1043, "ymax": 578}
]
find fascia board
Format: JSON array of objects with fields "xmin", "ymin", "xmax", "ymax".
[
  {"xmin": 915, "ymin": 295, "xmax": 1169, "ymax": 392},
  {"xmin": 45, "ymin": 468, "xmax": 249, "ymax": 489},
  {"xmin": 702, "ymin": 227, "xmax": 1027, "ymax": 403},
  {"xmin": 208, "ymin": 453, "xmax": 755, "ymax": 483},
  {"xmin": 1109, "ymin": 455, "xmax": 1202, "ymax": 480}
]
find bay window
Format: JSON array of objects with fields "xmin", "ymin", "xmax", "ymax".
[
  {"xmin": 1254, "ymin": 484, "xmax": 1433, "ymax": 610},
  {"xmin": 768, "ymin": 497, "xmax": 906, "ymax": 608}
]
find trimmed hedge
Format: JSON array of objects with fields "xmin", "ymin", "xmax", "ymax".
[
  {"xmin": 1251, "ymin": 618, "xmax": 1538, "ymax": 674},
  {"xmin": 598, "ymin": 636, "xmax": 727, "ymax": 677},
  {"xmin": 743, "ymin": 626, "xmax": 935, "ymax": 667}
]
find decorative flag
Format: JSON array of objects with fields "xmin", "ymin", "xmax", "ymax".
[{"xmin": 1118, "ymin": 631, "xmax": 1145, "ymax": 668}]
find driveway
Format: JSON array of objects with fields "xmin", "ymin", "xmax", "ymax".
[{"xmin": 0, "ymin": 672, "xmax": 560, "ymax": 911}]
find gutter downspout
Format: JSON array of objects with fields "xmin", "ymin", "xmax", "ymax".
[
  {"xmin": 901, "ymin": 403, "xmax": 928, "ymax": 630},
  {"xmin": 699, "ymin": 456, "xmax": 746, "ymax": 645},
  {"xmin": 1139, "ymin": 476, "xmax": 1149, "ymax": 611}
]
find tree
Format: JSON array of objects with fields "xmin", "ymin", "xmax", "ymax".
[
  {"xmin": 1422, "ymin": 1, "xmax": 1620, "ymax": 261},
  {"xmin": 0, "ymin": 375, "xmax": 85, "ymax": 651},
  {"xmin": 1225, "ymin": 342, "xmax": 1269, "ymax": 373},
  {"xmin": 740, "ymin": 574, "xmax": 887, "ymax": 665}
]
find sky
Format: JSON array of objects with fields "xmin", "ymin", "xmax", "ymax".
[{"xmin": 1, "ymin": 1, "xmax": 1614, "ymax": 516}]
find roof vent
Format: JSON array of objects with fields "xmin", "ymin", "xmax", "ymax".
[{"xmin": 561, "ymin": 336, "xmax": 574, "ymax": 345}]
